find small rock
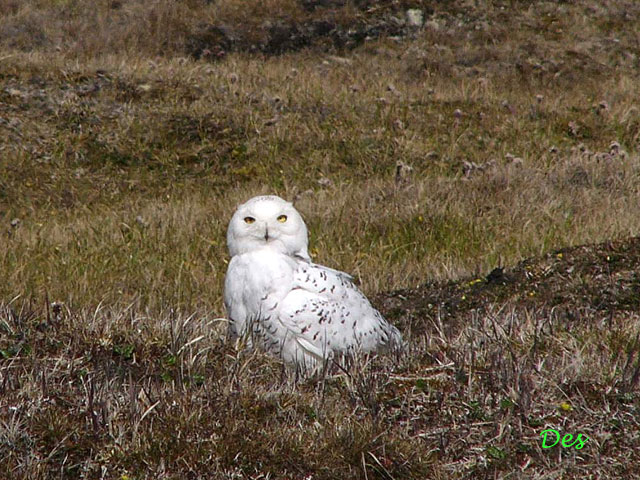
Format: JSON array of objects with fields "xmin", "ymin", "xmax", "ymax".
[
  {"xmin": 10, "ymin": 218, "xmax": 20, "ymax": 228},
  {"xmin": 406, "ymin": 9, "xmax": 424, "ymax": 28}
]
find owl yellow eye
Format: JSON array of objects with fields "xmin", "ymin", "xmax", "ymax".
[
  {"xmin": 277, "ymin": 215, "xmax": 287, "ymax": 223},
  {"xmin": 244, "ymin": 216, "xmax": 255, "ymax": 224}
]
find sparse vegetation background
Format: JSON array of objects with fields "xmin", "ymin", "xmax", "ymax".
[{"xmin": 1, "ymin": 0, "xmax": 640, "ymax": 478}]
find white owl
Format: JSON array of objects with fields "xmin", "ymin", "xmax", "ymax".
[{"xmin": 224, "ymin": 195, "xmax": 403, "ymax": 372}]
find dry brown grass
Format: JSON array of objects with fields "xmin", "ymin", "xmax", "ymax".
[
  {"xmin": 2, "ymin": 48, "xmax": 639, "ymax": 307},
  {"xmin": 2, "ymin": 0, "xmax": 640, "ymax": 478}
]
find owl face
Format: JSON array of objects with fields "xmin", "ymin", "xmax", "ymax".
[{"xmin": 227, "ymin": 195, "xmax": 310, "ymax": 260}]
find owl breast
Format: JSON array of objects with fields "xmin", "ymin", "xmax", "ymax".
[{"xmin": 224, "ymin": 248, "xmax": 297, "ymax": 340}]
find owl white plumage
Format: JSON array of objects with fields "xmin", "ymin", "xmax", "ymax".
[{"xmin": 224, "ymin": 195, "xmax": 403, "ymax": 371}]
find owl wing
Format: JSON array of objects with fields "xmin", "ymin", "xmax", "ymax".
[
  {"xmin": 275, "ymin": 261, "xmax": 402, "ymax": 364},
  {"xmin": 309, "ymin": 262, "xmax": 353, "ymax": 281}
]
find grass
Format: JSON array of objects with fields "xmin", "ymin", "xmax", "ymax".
[{"xmin": 1, "ymin": 0, "xmax": 640, "ymax": 478}]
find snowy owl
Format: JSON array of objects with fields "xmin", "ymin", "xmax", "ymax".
[{"xmin": 224, "ymin": 195, "xmax": 403, "ymax": 372}]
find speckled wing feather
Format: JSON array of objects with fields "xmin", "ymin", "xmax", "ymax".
[{"xmin": 273, "ymin": 261, "xmax": 403, "ymax": 365}]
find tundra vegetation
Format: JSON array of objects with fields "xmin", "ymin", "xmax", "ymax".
[{"xmin": 1, "ymin": 0, "xmax": 640, "ymax": 478}]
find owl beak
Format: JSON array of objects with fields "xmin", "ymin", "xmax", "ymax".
[{"xmin": 264, "ymin": 226, "xmax": 269, "ymax": 241}]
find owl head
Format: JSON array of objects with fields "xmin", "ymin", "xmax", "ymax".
[{"xmin": 227, "ymin": 195, "xmax": 310, "ymax": 260}]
